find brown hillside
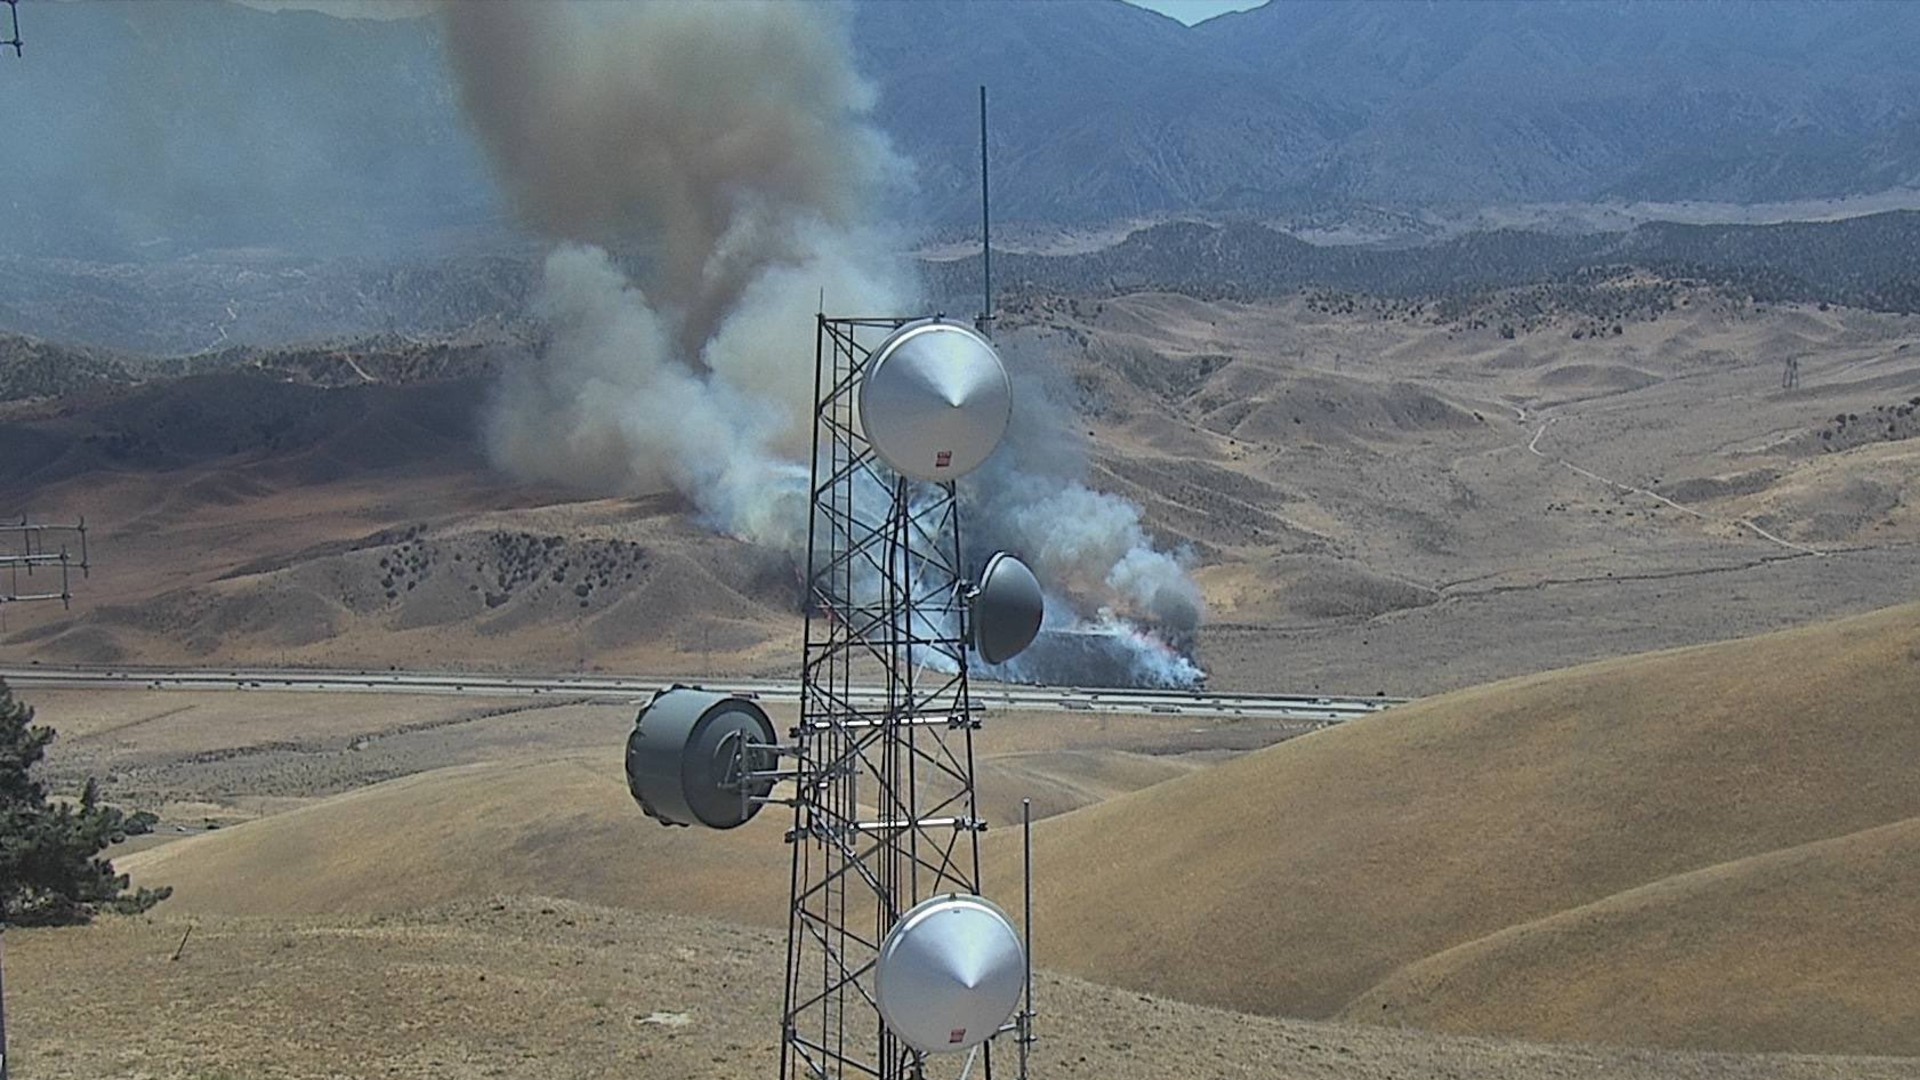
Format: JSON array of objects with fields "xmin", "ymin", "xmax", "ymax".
[
  {"xmin": 12, "ymin": 291, "xmax": 1920, "ymax": 695},
  {"xmin": 1344, "ymin": 815, "xmax": 1920, "ymax": 1056},
  {"xmin": 13, "ymin": 898, "xmax": 1908, "ymax": 1080},
  {"xmin": 114, "ymin": 731, "xmax": 1214, "ymax": 923},
  {"xmin": 991, "ymin": 601, "xmax": 1920, "ymax": 1052},
  {"xmin": 119, "ymin": 755, "xmax": 792, "ymax": 926}
]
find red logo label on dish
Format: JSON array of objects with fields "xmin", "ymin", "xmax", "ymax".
[
  {"xmin": 935, "ymin": 450, "xmax": 953, "ymax": 468},
  {"xmin": 948, "ymin": 1027, "xmax": 967, "ymax": 1044}
]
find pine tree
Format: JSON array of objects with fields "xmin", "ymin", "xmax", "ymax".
[{"xmin": 0, "ymin": 679, "xmax": 170, "ymax": 927}]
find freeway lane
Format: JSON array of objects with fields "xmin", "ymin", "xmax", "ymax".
[{"xmin": 0, "ymin": 665, "xmax": 1402, "ymax": 722}]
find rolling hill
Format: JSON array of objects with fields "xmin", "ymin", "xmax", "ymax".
[
  {"xmin": 117, "ymin": 754, "xmax": 793, "ymax": 926},
  {"xmin": 1344, "ymin": 815, "xmax": 1920, "ymax": 1055},
  {"xmin": 13, "ymin": 896, "xmax": 1910, "ymax": 1080},
  {"xmin": 111, "ymin": 599, "xmax": 1920, "ymax": 1056},
  {"xmin": 992, "ymin": 599, "xmax": 1920, "ymax": 1054},
  {"xmin": 112, "ymin": 730, "xmax": 1203, "ymax": 926}
]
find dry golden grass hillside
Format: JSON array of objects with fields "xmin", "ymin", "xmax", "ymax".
[
  {"xmin": 993, "ymin": 600, "xmax": 1920, "ymax": 1055},
  {"xmin": 8, "ymin": 898, "xmax": 1912, "ymax": 1080},
  {"xmin": 111, "ymin": 706, "xmax": 1224, "ymax": 925},
  {"xmin": 1344, "ymin": 815, "xmax": 1920, "ymax": 1055},
  {"xmin": 118, "ymin": 754, "xmax": 792, "ymax": 926}
]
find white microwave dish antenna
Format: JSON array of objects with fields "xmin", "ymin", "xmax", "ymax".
[
  {"xmin": 874, "ymin": 893, "xmax": 1027, "ymax": 1055},
  {"xmin": 859, "ymin": 319, "xmax": 1011, "ymax": 483}
]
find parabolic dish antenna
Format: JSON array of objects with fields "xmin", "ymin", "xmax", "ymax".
[
  {"xmin": 625, "ymin": 687, "xmax": 777, "ymax": 830},
  {"xmin": 859, "ymin": 319, "xmax": 1012, "ymax": 483},
  {"xmin": 874, "ymin": 893, "xmax": 1026, "ymax": 1055},
  {"xmin": 970, "ymin": 551, "xmax": 1043, "ymax": 665}
]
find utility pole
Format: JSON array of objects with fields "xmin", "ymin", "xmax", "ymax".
[
  {"xmin": 976, "ymin": 85, "xmax": 993, "ymax": 335},
  {"xmin": 1, "ymin": 926, "xmax": 9, "ymax": 1076},
  {"xmin": 1, "ymin": 922, "xmax": 9, "ymax": 1080}
]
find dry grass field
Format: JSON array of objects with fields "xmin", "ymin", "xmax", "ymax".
[
  {"xmin": 36, "ymin": 598, "xmax": 1914, "ymax": 1065},
  {"xmin": 1016, "ymin": 290, "xmax": 1920, "ymax": 693},
  {"xmin": 999, "ymin": 600, "xmax": 1920, "ymax": 1055},
  {"xmin": 1345, "ymin": 816, "xmax": 1920, "ymax": 1055},
  {"xmin": 118, "ymin": 753, "xmax": 794, "ymax": 926},
  {"xmin": 6, "ymin": 602, "xmax": 1919, "ymax": 1073},
  {"xmin": 39, "ymin": 691, "xmax": 1280, "ymax": 923},
  {"xmin": 9, "ymin": 898, "xmax": 1917, "ymax": 1080}
]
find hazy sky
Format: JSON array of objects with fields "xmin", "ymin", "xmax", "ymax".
[{"xmin": 1125, "ymin": 0, "xmax": 1269, "ymax": 25}]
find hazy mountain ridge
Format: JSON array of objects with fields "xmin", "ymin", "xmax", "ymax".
[
  {"xmin": 1181, "ymin": 1, "xmax": 1920, "ymax": 207},
  {"xmin": 931, "ymin": 210, "xmax": 1920, "ymax": 315},
  {"xmin": 0, "ymin": 253, "xmax": 534, "ymax": 355},
  {"xmin": 5, "ymin": 1, "xmax": 1919, "ymax": 263},
  {"xmin": 11, "ymin": 210, "xmax": 1920, "ymax": 354}
]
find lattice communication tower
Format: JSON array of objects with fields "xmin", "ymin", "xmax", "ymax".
[
  {"xmin": 624, "ymin": 86, "xmax": 1037, "ymax": 1080},
  {"xmin": 778, "ymin": 315, "xmax": 1030, "ymax": 1080},
  {"xmin": 624, "ymin": 317, "xmax": 1042, "ymax": 1079}
]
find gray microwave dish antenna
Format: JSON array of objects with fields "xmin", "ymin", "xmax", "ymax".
[
  {"xmin": 625, "ymin": 686, "xmax": 777, "ymax": 830},
  {"xmin": 874, "ymin": 893, "xmax": 1027, "ymax": 1055},
  {"xmin": 859, "ymin": 319, "xmax": 1011, "ymax": 483},
  {"xmin": 970, "ymin": 551, "xmax": 1043, "ymax": 665}
]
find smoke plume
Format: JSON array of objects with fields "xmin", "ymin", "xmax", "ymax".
[
  {"xmin": 961, "ymin": 341, "xmax": 1205, "ymax": 687},
  {"xmin": 443, "ymin": 1, "xmax": 1206, "ymax": 687},
  {"xmin": 444, "ymin": 0, "xmax": 906, "ymax": 508}
]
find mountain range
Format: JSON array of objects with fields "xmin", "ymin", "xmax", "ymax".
[{"xmin": 5, "ymin": 1, "xmax": 1920, "ymax": 261}]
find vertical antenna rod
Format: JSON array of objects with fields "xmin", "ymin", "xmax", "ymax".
[
  {"xmin": 1020, "ymin": 796, "xmax": 1034, "ymax": 1080},
  {"xmin": 978, "ymin": 85, "xmax": 992, "ymax": 332},
  {"xmin": 3, "ymin": 0, "xmax": 20, "ymax": 58},
  {"xmin": 1, "ymin": 928, "xmax": 10, "ymax": 1080}
]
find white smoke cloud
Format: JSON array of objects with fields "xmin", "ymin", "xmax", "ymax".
[
  {"xmin": 442, "ymin": 2, "xmax": 901, "ymax": 356},
  {"xmin": 444, "ymin": 0, "xmax": 906, "ymax": 551},
  {"xmin": 971, "ymin": 475, "xmax": 1202, "ymax": 634},
  {"xmin": 485, "ymin": 244, "xmax": 815, "ymax": 552},
  {"xmin": 443, "ymin": 0, "xmax": 1207, "ymax": 686},
  {"xmin": 959, "ymin": 338, "xmax": 1206, "ymax": 686}
]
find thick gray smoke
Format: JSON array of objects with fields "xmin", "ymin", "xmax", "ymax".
[
  {"xmin": 444, "ymin": 0, "xmax": 907, "ymax": 507},
  {"xmin": 444, "ymin": 1, "xmax": 1206, "ymax": 687}
]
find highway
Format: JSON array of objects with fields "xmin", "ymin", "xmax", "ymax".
[{"xmin": 0, "ymin": 665, "xmax": 1402, "ymax": 723}]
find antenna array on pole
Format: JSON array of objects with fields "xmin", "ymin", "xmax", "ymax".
[
  {"xmin": 3, "ymin": 0, "xmax": 21, "ymax": 58},
  {"xmin": 0, "ymin": 518, "xmax": 89, "ymax": 608},
  {"xmin": 977, "ymin": 85, "xmax": 993, "ymax": 334}
]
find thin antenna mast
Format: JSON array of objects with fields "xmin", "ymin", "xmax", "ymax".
[
  {"xmin": 1, "ymin": 928, "xmax": 9, "ymax": 1080},
  {"xmin": 3, "ymin": 0, "xmax": 20, "ymax": 57},
  {"xmin": 977, "ymin": 85, "xmax": 992, "ymax": 333},
  {"xmin": 1020, "ymin": 797, "xmax": 1035, "ymax": 1080}
]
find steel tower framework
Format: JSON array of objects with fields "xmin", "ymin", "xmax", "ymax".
[{"xmin": 780, "ymin": 315, "xmax": 1004, "ymax": 1080}]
